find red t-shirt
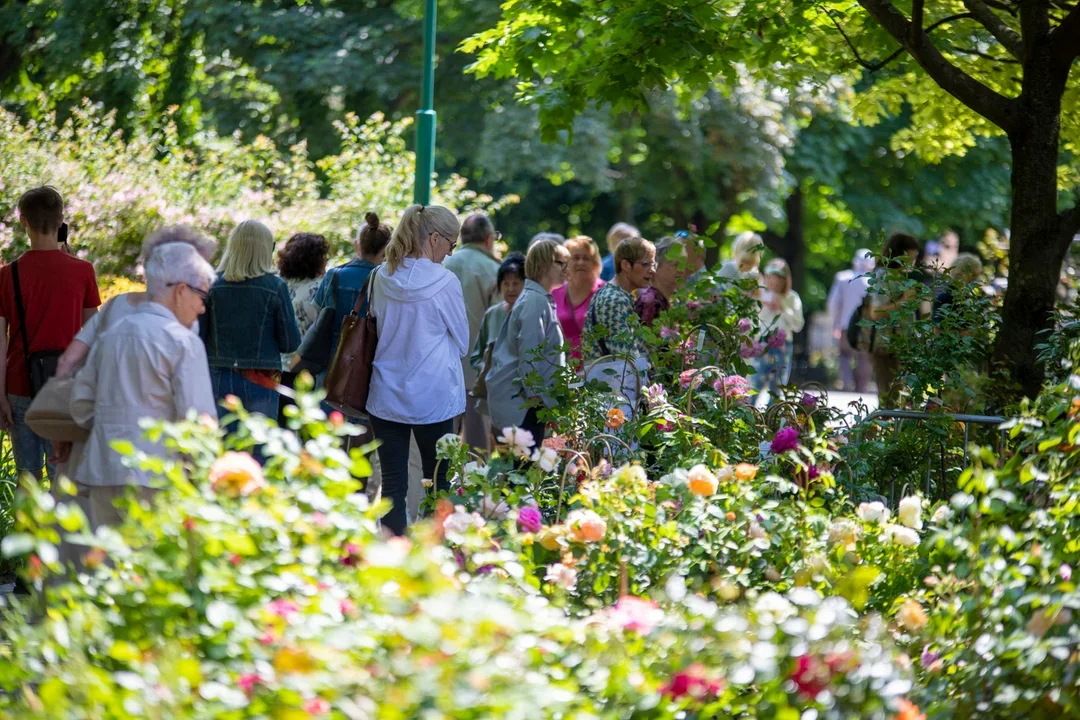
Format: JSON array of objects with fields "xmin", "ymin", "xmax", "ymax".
[{"xmin": 0, "ymin": 250, "xmax": 101, "ymax": 396}]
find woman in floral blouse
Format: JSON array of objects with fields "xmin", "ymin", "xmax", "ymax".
[
  {"xmin": 582, "ymin": 235, "xmax": 655, "ymax": 362},
  {"xmin": 277, "ymin": 232, "xmax": 330, "ymax": 370}
]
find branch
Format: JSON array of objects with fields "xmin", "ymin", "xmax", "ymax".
[
  {"xmin": 911, "ymin": 0, "xmax": 925, "ymax": 43},
  {"xmin": 857, "ymin": 0, "xmax": 1018, "ymax": 132},
  {"xmin": 828, "ymin": 11, "xmax": 973, "ymax": 72},
  {"xmin": 1050, "ymin": 1, "xmax": 1080, "ymax": 65},
  {"xmin": 962, "ymin": 0, "xmax": 1024, "ymax": 58},
  {"xmin": 943, "ymin": 43, "xmax": 1022, "ymax": 64}
]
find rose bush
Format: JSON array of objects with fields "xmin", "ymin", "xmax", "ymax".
[{"xmin": 0, "ymin": 389, "xmax": 917, "ymax": 719}]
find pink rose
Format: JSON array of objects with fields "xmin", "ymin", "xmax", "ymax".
[
  {"xmin": 770, "ymin": 427, "xmax": 800, "ymax": 454},
  {"xmin": 609, "ymin": 595, "xmax": 664, "ymax": 634},
  {"xmin": 517, "ymin": 506, "xmax": 544, "ymax": 534}
]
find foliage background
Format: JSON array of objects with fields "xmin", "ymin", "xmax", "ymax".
[{"xmin": 0, "ymin": 0, "xmax": 1014, "ymax": 313}]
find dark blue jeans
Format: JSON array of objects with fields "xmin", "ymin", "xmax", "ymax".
[
  {"xmin": 209, "ymin": 367, "xmax": 279, "ymax": 419},
  {"xmin": 210, "ymin": 368, "xmax": 279, "ymax": 464},
  {"xmin": 369, "ymin": 415, "xmax": 452, "ymax": 536}
]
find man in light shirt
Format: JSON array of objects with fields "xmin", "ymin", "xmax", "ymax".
[
  {"xmin": 826, "ymin": 249, "xmax": 874, "ymax": 393},
  {"xmin": 442, "ymin": 213, "xmax": 501, "ymax": 451}
]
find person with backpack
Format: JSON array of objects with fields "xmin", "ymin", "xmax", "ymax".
[{"xmin": 0, "ymin": 186, "xmax": 100, "ymax": 479}]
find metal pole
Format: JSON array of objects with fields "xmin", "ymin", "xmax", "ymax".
[{"xmin": 414, "ymin": 0, "xmax": 437, "ymax": 205}]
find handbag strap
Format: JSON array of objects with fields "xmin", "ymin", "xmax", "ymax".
[
  {"xmin": 349, "ymin": 265, "xmax": 380, "ymax": 317},
  {"xmin": 11, "ymin": 260, "xmax": 35, "ymax": 389},
  {"xmin": 588, "ymin": 301, "xmax": 611, "ymax": 357}
]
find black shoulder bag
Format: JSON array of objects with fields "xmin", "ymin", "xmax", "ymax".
[
  {"xmin": 294, "ymin": 267, "xmax": 341, "ymax": 375},
  {"xmin": 588, "ymin": 302, "xmax": 611, "ymax": 357},
  {"xmin": 11, "ymin": 260, "xmax": 63, "ymax": 398}
]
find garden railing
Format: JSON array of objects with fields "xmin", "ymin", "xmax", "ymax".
[{"xmin": 848, "ymin": 408, "xmax": 1011, "ymax": 504}]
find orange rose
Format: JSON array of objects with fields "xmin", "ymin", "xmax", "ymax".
[
  {"xmin": 687, "ymin": 464, "xmax": 719, "ymax": 496},
  {"xmin": 209, "ymin": 451, "xmax": 266, "ymax": 498},
  {"xmin": 895, "ymin": 699, "xmax": 925, "ymax": 720},
  {"xmin": 734, "ymin": 463, "xmax": 758, "ymax": 481},
  {"xmin": 605, "ymin": 408, "xmax": 626, "ymax": 430}
]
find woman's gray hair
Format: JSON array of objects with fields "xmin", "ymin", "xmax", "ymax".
[
  {"xmin": 145, "ymin": 242, "xmax": 218, "ymax": 298},
  {"xmin": 142, "ymin": 225, "xmax": 217, "ymax": 263}
]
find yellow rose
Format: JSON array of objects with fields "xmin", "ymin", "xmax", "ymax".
[
  {"xmin": 537, "ymin": 526, "xmax": 566, "ymax": 551},
  {"xmin": 272, "ymin": 646, "xmax": 317, "ymax": 674},
  {"xmin": 734, "ymin": 463, "xmax": 758, "ymax": 482}
]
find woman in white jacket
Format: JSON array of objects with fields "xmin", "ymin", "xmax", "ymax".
[
  {"xmin": 366, "ymin": 204, "xmax": 468, "ymax": 535},
  {"xmin": 754, "ymin": 258, "xmax": 804, "ymax": 395}
]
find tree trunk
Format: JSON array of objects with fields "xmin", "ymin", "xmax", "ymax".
[{"xmin": 991, "ymin": 48, "xmax": 1069, "ymax": 400}]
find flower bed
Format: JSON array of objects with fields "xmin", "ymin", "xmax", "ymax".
[{"xmin": 2, "ymin": 280, "xmax": 1079, "ymax": 718}]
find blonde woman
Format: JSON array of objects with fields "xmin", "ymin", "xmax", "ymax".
[
  {"xmin": 551, "ymin": 235, "xmax": 604, "ymax": 360},
  {"xmin": 754, "ymin": 258, "xmax": 804, "ymax": 394},
  {"xmin": 486, "ymin": 239, "xmax": 569, "ymax": 448},
  {"xmin": 199, "ymin": 219, "xmax": 301, "ymax": 420},
  {"xmin": 366, "ymin": 204, "xmax": 468, "ymax": 536},
  {"xmin": 718, "ymin": 231, "xmax": 763, "ymax": 282}
]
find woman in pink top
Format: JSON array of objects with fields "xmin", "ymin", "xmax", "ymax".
[{"xmin": 551, "ymin": 235, "xmax": 605, "ymax": 362}]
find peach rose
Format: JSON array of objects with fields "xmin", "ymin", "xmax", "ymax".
[
  {"xmin": 566, "ymin": 509, "xmax": 607, "ymax": 543},
  {"xmin": 209, "ymin": 451, "xmax": 266, "ymax": 498},
  {"xmin": 687, "ymin": 464, "xmax": 719, "ymax": 496}
]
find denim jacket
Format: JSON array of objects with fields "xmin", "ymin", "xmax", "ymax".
[
  {"xmin": 313, "ymin": 258, "xmax": 376, "ymax": 357},
  {"xmin": 200, "ymin": 273, "xmax": 301, "ymax": 370}
]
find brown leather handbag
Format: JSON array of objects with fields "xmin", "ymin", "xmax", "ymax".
[{"xmin": 324, "ymin": 267, "xmax": 379, "ymax": 417}]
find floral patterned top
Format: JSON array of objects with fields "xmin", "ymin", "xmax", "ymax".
[
  {"xmin": 282, "ymin": 276, "xmax": 322, "ymax": 370},
  {"xmin": 582, "ymin": 281, "xmax": 647, "ymax": 360}
]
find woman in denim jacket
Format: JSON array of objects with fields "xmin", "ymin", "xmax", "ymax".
[{"xmin": 200, "ymin": 220, "xmax": 301, "ymax": 419}]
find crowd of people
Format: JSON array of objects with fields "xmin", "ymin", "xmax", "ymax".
[{"xmin": 3, "ymin": 184, "xmax": 988, "ymax": 537}]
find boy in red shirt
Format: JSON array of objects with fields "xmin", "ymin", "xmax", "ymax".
[{"xmin": 0, "ymin": 187, "xmax": 100, "ymax": 479}]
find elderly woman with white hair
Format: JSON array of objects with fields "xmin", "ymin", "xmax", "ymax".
[{"xmin": 71, "ymin": 240, "xmax": 218, "ymax": 530}]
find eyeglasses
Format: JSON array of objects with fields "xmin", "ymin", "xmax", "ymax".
[
  {"xmin": 635, "ymin": 261, "xmax": 657, "ymax": 270},
  {"xmin": 553, "ymin": 260, "xmax": 569, "ymax": 269},
  {"xmin": 168, "ymin": 282, "xmax": 208, "ymax": 301},
  {"xmin": 435, "ymin": 232, "xmax": 457, "ymax": 252}
]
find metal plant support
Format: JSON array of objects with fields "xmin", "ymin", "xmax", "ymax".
[{"xmin": 851, "ymin": 409, "xmax": 1010, "ymax": 504}]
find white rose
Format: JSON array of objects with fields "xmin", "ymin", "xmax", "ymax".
[
  {"xmin": 480, "ymin": 495, "xmax": 510, "ymax": 519},
  {"xmin": 931, "ymin": 505, "xmax": 954, "ymax": 524},
  {"xmin": 544, "ymin": 562, "xmax": 578, "ymax": 590},
  {"xmin": 883, "ymin": 524, "xmax": 920, "ymax": 547},
  {"xmin": 497, "ymin": 426, "xmax": 536, "ymax": 458},
  {"xmin": 856, "ymin": 501, "xmax": 890, "ymax": 524},
  {"xmin": 444, "ymin": 508, "xmax": 485, "ymax": 536},
  {"xmin": 898, "ymin": 495, "xmax": 923, "ymax": 530},
  {"xmin": 531, "ymin": 446, "xmax": 560, "ymax": 473}
]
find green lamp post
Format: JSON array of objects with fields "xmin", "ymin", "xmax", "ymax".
[{"xmin": 413, "ymin": 0, "xmax": 437, "ymax": 205}]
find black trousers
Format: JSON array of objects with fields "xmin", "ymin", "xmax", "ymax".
[
  {"xmin": 369, "ymin": 415, "xmax": 453, "ymax": 535},
  {"xmin": 520, "ymin": 406, "xmax": 546, "ymax": 451}
]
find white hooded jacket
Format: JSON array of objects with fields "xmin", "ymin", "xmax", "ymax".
[{"xmin": 365, "ymin": 258, "xmax": 470, "ymax": 424}]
